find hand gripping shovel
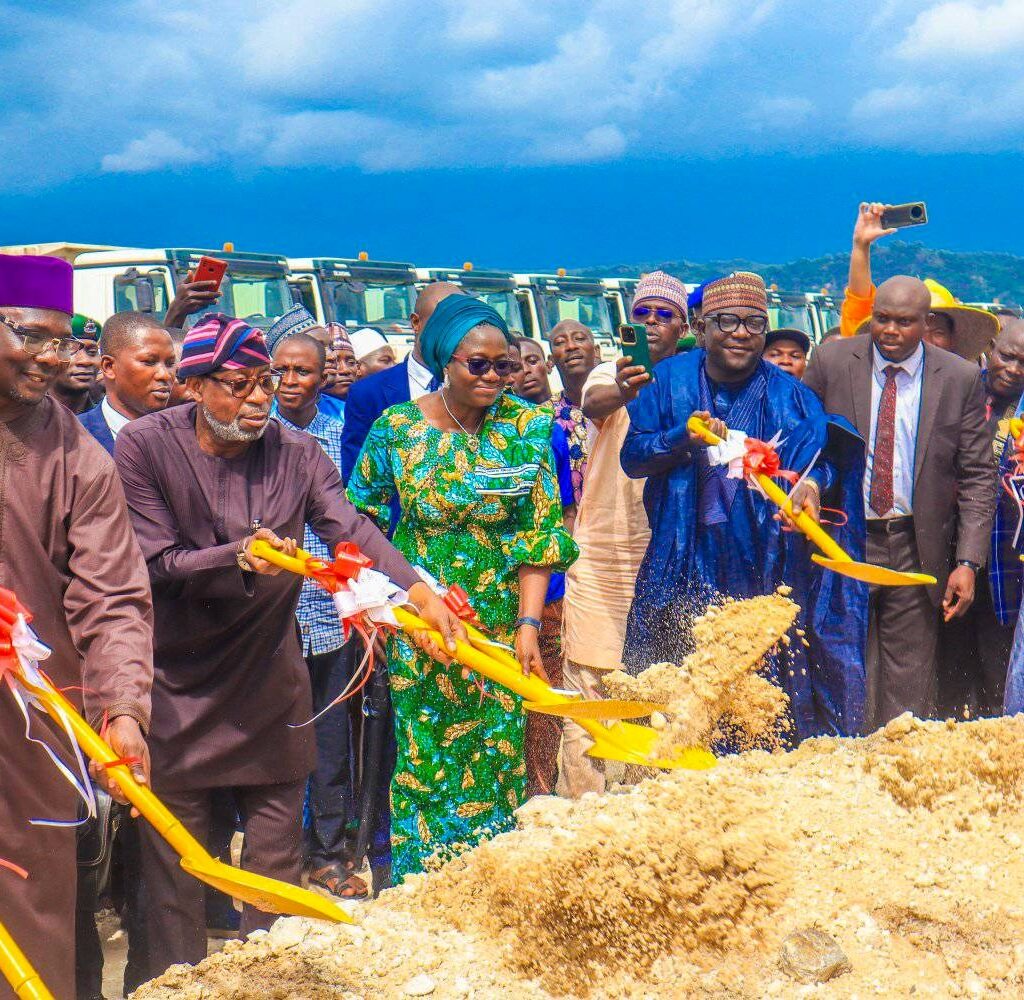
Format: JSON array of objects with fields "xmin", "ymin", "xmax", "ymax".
[
  {"xmin": 249, "ymin": 541, "xmax": 713, "ymax": 770},
  {"xmin": 0, "ymin": 920, "xmax": 53, "ymax": 1000},
  {"xmin": 0, "ymin": 592, "xmax": 351, "ymax": 927},
  {"xmin": 686, "ymin": 416, "xmax": 936, "ymax": 587}
]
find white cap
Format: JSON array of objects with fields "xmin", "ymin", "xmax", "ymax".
[{"xmin": 350, "ymin": 327, "xmax": 389, "ymax": 361}]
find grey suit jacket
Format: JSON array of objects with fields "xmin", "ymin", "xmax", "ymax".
[{"xmin": 803, "ymin": 334, "xmax": 997, "ymax": 605}]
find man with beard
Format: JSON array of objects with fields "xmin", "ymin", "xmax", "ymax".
[
  {"xmin": 50, "ymin": 313, "xmax": 102, "ymax": 413},
  {"xmin": 0, "ymin": 254, "xmax": 152, "ymax": 999},
  {"xmin": 79, "ymin": 311, "xmax": 176, "ymax": 454},
  {"xmin": 114, "ymin": 313, "xmax": 464, "ymax": 977}
]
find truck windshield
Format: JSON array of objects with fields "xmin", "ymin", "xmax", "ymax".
[
  {"xmin": 467, "ymin": 290, "xmax": 525, "ymax": 335},
  {"xmin": 769, "ymin": 303, "xmax": 815, "ymax": 337},
  {"xmin": 327, "ymin": 280, "xmax": 416, "ymax": 328},
  {"xmin": 539, "ymin": 291, "xmax": 613, "ymax": 338},
  {"xmin": 224, "ymin": 273, "xmax": 293, "ymax": 322}
]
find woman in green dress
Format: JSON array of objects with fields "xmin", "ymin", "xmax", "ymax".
[{"xmin": 347, "ymin": 294, "xmax": 578, "ymax": 881}]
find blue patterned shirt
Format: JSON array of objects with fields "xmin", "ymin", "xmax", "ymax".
[{"xmin": 275, "ymin": 406, "xmax": 347, "ymax": 656}]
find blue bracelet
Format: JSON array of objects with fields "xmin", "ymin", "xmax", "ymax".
[{"xmin": 515, "ymin": 616, "xmax": 542, "ymax": 631}]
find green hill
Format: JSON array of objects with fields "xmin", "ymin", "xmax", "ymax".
[{"xmin": 576, "ymin": 241, "xmax": 1024, "ymax": 307}]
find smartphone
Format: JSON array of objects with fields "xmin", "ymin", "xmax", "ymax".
[
  {"xmin": 881, "ymin": 202, "xmax": 928, "ymax": 230},
  {"xmin": 187, "ymin": 256, "xmax": 228, "ymax": 290},
  {"xmin": 618, "ymin": 323, "xmax": 653, "ymax": 373}
]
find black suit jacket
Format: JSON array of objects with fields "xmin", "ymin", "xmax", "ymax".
[{"xmin": 803, "ymin": 334, "xmax": 997, "ymax": 604}]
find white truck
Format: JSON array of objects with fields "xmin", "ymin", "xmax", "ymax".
[
  {"xmin": 514, "ymin": 271, "xmax": 621, "ymax": 360},
  {"xmin": 0, "ymin": 242, "xmax": 294, "ymax": 326}
]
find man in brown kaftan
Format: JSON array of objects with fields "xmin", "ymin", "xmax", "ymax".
[
  {"xmin": 0, "ymin": 254, "xmax": 153, "ymax": 999},
  {"xmin": 115, "ymin": 314, "xmax": 462, "ymax": 978}
]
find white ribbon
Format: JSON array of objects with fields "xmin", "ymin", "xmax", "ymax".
[
  {"xmin": 332, "ymin": 568, "xmax": 408, "ymax": 628},
  {"xmin": 6, "ymin": 615, "xmax": 96, "ymax": 826},
  {"xmin": 706, "ymin": 428, "xmax": 754, "ymax": 479}
]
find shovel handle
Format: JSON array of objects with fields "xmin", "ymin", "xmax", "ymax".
[
  {"xmin": 248, "ymin": 540, "xmax": 319, "ymax": 578},
  {"xmin": 16, "ymin": 674, "xmax": 205, "ymax": 861},
  {"xmin": 685, "ymin": 416, "xmax": 852, "ymax": 564},
  {"xmin": 0, "ymin": 921, "xmax": 54, "ymax": 1000}
]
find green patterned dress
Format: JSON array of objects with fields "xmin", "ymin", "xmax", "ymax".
[{"xmin": 347, "ymin": 392, "xmax": 577, "ymax": 880}]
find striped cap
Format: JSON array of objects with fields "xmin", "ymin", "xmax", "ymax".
[
  {"xmin": 635, "ymin": 270, "xmax": 688, "ymax": 316},
  {"xmin": 701, "ymin": 272, "xmax": 768, "ymax": 315},
  {"xmin": 176, "ymin": 313, "xmax": 272, "ymax": 379}
]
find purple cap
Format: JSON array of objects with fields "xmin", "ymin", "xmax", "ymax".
[{"xmin": 0, "ymin": 254, "xmax": 74, "ymax": 315}]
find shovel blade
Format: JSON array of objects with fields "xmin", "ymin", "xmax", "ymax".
[
  {"xmin": 524, "ymin": 699, "xmax": 667, "ymax": 721},
  {"xmin": 179, "ymin": 855, "xmax": 353, "ymax": 924},
  {"xmin": 811, "ymin": 555, "xmax": 936, "ymax": 587},
  {"xmin": 588, "ymin": 720, "xmax": 717, "ymax": 770}
]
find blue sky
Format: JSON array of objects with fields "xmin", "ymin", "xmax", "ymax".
[{"xmin": 2, "ymin": 0, "xmax": 1023, "ymax": 269}]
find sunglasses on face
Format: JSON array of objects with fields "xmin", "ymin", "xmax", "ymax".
[
  {"xmin": 0, "ymin": 313, "xmax": 81, "ymax": 361},
  {"xmin": 451, "ymin": 354, "xmax": 518, "ymax": 378},
  {"xmin": 707, "ymin": 312, "xmax": 769, "ymax": 335},
  {"xmin": 208, "ymin": 370, "xmax": 283, "ymax": 398},
  {"xmin": 632, "ymin": 305, "xmax": 679, "ymax": 323}
]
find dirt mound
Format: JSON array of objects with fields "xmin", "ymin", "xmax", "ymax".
[{"xmin": 135, "ymin": 715, "xmax": 1024, "ymax": 999}]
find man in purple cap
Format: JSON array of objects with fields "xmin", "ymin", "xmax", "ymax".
[
  {"xmin": 0, "ymin": 253, "xmax": 153, "ymax": 998},
  {"xmin": 114, "ymin": 313, "xmax": 465, "ymax": 978}
]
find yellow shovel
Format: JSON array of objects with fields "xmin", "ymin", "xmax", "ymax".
[
  {"xmin": 686, "ymin": 416, "xmax": 936, "ymax": 587},
  {"xmin": 250, "ymin": 541, "xmax": 714, "ymax": 770},
  {"xmin": 0, "ymin": 920, "xmax": 53, "ymax": 1000},
  {"xmin": 12, "ymin": 669, "xmax": 352, "ymax": 926}
]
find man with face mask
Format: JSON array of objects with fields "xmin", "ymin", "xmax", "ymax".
[
  {"xmin": 114, "ymin": 313, "xmax": 465, "ymax": 978},
  {"xmin": 621, "ymin": 273, "xmax": 868, "ymax": 741}
]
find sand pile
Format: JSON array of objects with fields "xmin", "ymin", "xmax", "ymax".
[
  {"xmin": 604, "ymin": 591, "xmax": 798, "ymax": 752},
  {"xmin": 136, "ymin": 713, "xmax": 1024, "ymax": 999}
]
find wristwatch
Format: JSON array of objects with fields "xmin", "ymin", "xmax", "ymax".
[
  {"xmin": 957, "ymin": 559, "xmax": 980, "ymax": 573},
  {"xmin": 236, "ymin": 540, "xmax": 254, "ymax": 573}
]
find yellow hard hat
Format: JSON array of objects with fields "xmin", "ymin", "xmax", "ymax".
[{"xmin": 923, "ymin": 278, "xmax": 999, "ymax": 362}]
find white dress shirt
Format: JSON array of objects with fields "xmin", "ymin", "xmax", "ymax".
[
  {"xmin": 865, "ymin": 342, "xmax": 924, "ymax": 518},
  {"xmin": 101, "ymin": 397, "xmax": 132, "ymax": 441},
  {"xmin": 406, "ymin": 352, "xmax": 434, "ymax": 400}
]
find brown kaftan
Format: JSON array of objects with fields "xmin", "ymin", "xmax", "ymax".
[
  {"xmin": 114, "ymin": 403, "xmax": 420, "ymax": 791},
  {"xmin": 0, "ymin": 397, "xmax": 153, "ymax": 1000}
]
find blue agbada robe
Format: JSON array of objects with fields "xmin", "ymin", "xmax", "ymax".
[{"xmin": 620, "ymin": 350, "xmax": 868, "ymax": 739}]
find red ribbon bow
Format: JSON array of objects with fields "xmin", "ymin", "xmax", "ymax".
[
  {"xmin": 0, "ymin": 588, "xmax": 31, "ymax": 675},
  {"xmin": 743, "ymin": 437, "xmax": 799, "ymax": 485},
  {"xmin": 443, "ymin": 585, "xmax": 479, "ymax": 624},
  {"xmin": 303, "ymin": 542, "xmax": 376, "ymax": 595}
]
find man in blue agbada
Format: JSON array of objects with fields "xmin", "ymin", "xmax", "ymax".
[{"xmin": 620, "ymin": 272, "xmax": 868, "ymax": 740}]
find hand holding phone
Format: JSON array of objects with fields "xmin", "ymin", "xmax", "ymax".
[
  {"xmin": 880, "ymin": 202, "xmax": 927, "ymax": 230},
  {"xmin": 186, "ymin": 256, "xmax": 228, "ymax": 291}
]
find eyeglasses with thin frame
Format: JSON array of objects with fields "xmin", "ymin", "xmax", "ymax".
[
  {"xmin": 633, "ymin": 305, "xmax": 679, "ymax": 323},
  {"xmin": 207, "ymin": 370, "xmax": 283, "ymax": 398},
  {"xmin": 0, "ymin": 312, "xmax": 81, "ymax": 361},
  {"xmin": 706, "ymin": 312, "xmax": 769, "ymax": 336},
  {"xmin": 451, "ymin": 354, "xmax": 518, "ymax": 378}
]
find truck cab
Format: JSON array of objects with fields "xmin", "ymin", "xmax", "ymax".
[
  {"xmin": 514, "ymin": 272, "xmax": 619, "ymax": 359},
  {"xmin": 603, "ymin": 277, "xmax": 640, "ymax": 328},
  {"xmin": 287, "ymin": 256, "xmax": 418, "ymax": 354},
  {"xmin": 416, "ymin": 265, "xmax": 531, "ymax": 337},
  {"xmin": 0, "ymin": 243, "xmax": 293, "ymax": 327},
  {"xmin": 766, "ymin": 288, "xmax": 823, "ymax": 345}
]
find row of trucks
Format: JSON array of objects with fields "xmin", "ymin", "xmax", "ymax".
[{"xmin": 0, "ymin": 242, "xmax": 847, "ymax": 361}]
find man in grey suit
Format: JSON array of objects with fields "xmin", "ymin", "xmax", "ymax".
[{"xmin": 804, "ymin": 276, "xmax": 997, "ymax": 729}]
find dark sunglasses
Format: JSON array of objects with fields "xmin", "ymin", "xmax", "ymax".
[
  {"xmin": 632, "ymin": 305, "xmax": 679, "ymax": 323},
  {"xmin": 0, "ymin": 312, "xmax": 81, "ymax": 361},
  {"xmin": 451, "ymin": 354, "xmax": 518, "ymax": 378},
  {"xmin": 208, "ymin": 370, "xmax": 283, "ymax": 398},
  {"xmin": 707, "ymin": 312, "xmax": 769, "ymax": 335}
]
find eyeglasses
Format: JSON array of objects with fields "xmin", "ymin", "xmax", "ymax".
[
  {"xmin": 451, "ymin": 355, "xmax": 518, "ymax": 378},
  {"xmin": 633, "ymin": 305, "xmax": 679, "ymax": 323},
  {"xmin": 707, "ymin": 312, "xmax": 769, "ymax": 335},
  {"xmin": 0, "ymin": 312, "xmax": 81, "ymax": 361},
  {"xmin": 207, "ymin": 370, "xmax": 283, "ymax": 397}
]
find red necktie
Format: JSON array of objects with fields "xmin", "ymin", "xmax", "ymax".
[{"xmin": 870, "ymin": 365, "xmax": 902, "ymax": 516}]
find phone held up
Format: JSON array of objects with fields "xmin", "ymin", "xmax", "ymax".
[
  {"xmin": 881, "ymin": 202, "xmax": 928, "ymax": 230},
  {"xmin": 186, "ymin": 255, "xmax": 228, "ymax": 291},
  {"xmin": 618, "ymin": 323, "xmax": 654, "ymax": 378}
]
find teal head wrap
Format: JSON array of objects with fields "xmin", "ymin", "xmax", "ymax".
[{"xmin": 420, "ymin": 295, "xmax": 510, "ymax": 379}]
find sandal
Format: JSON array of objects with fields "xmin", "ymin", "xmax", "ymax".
[{"xmin": 308, "ymin": 864, "xmax": 369, "ymax": 901}]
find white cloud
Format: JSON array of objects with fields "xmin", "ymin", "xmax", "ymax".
[
  {"xmin": 101, "ymin": 130, "xmax": 205, "ymax": 173},
  {"xmin": 526, "ymin": 124, "xmax": 628, "ymax": 164},
  {"xmin": 851, "ymin": 84, "xmax": 932, "ymax": 119},
  {"xmin": 894, "ymin": 0, "xmax": 1024, "ymax": 60}
]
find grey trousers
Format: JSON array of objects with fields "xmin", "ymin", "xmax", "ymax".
[{"xmin": 865, "ymin": 525, "xmax": 939, "ymax": 730}]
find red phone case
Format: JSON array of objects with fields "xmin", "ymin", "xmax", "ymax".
[{"xmin": 189, "ymin": 256, "xmax": 228, "ymax": 289}]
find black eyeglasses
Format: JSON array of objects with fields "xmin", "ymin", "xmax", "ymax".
[
  {"xmin": 633, "ymin": 305, "xmax": 679, "ymax": 323},
  {"xmin": 0, "ymin": 312, "xmax": 81, "ymax": 361},
  {"xmin": 207, "ymin": 370, "xmax": 283, "ymax": 397},
  {"xmin": 707, "ymin": 312, "xmax": 769, "ymax": 335},
  {"xmin": 451, "ymin": 355, "xmax": 518, "ymax": 378}
]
